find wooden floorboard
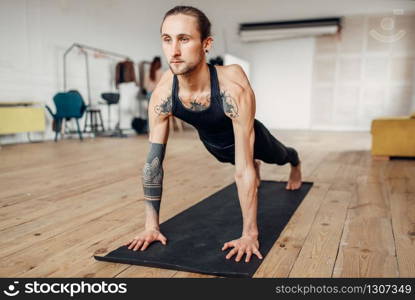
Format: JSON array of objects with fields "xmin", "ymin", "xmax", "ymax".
[{"xmin": 0, "ymin": 129, "xmax": 414, "ymax": 277}]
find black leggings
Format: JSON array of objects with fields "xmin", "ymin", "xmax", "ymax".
[{"xmin": 201, "ymin": 119, "xmax": 300, "ymax": 167}]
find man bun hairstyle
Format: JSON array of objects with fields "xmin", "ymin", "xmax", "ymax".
[{"xmin": 161, "ymin": 6, "xmax": 211, "ymax": 41}]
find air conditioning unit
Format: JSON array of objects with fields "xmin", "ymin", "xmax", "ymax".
[{"xmin": 239, "ymin": 17, "xmax": 342, "ymax": 42}]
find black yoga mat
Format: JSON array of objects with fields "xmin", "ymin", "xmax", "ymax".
[{"xmin": 94, "ymin": 180, "xmax": 313, "ymax": 278}]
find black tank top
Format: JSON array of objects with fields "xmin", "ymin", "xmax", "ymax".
[{"xmin": 171, "ymin": 63, "xmax": 235, "ymax": 148}]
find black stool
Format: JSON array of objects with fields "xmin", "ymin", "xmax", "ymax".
[
  {"xmin": 100, "ymin": 93, "xmax": 120, "ymax": 131},
  {"xmin": 83, "ymin": 107, "xmax": 105, "ymax": 133}
]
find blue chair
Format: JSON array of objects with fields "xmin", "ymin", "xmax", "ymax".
[{"xmin": 46, "ymin": 90, "xmax": 87, "ymax": 142}]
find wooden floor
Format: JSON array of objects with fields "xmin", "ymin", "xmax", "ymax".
[{"xmin": 0, "ymin": 128, "xmax": 414, "ymax": 278}]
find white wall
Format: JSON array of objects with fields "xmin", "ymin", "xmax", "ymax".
[
  {"xmin": 246, "ymin": 38, "xmax": 315, "ymax": 129},
  {"xmin": 1, "ymin": 0, "xmax": 415, "ymax": 144},
  {"xmin": 311, "ymin": 14, "xmax": 415, "ymax": 131}
]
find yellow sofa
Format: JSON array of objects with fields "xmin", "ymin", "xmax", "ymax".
[{"xmin": 370, "ymin": 112, "xmax": 415, "ymax": 157}]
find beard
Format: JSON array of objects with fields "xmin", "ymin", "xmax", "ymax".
[{"xmin": 168, "ymin": 59, "xmax": 201, "ymax": 76}]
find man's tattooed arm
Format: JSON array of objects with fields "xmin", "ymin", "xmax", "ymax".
[
  {"xmin": 142, "ymin": 142, "xmax": 166, "ymax": 228},
  {"xmin": 154, "ymin": 95, "xmax": 173, "ymax": 115},
  {"xmin": 220, "ymin": 91, "xmax": 239, "ymax": 118}
]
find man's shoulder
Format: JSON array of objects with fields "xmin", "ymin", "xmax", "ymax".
[
  {"xmin": 216, "ymin": 64, "xmax": 250, "ymax": 97},
  {"xmin": 147, "ymin": 70, "xmax": 174, "ymax": 118},
  {"xmin": 217, "ymin": 64, "xmax": 250, "ymax": 93},
  {"xmin": 152, "ymin": 69, "xmax": 174, "ymax": 99},
  {"xmin": 216, "ymin": 65, "xmax": 255, "ymax": 120},
  {"xmin": 218, "ymin": 64, "xmax": 245, "ymax": 76}
]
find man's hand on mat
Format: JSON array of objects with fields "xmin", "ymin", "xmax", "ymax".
[
  {"xmin": 125, "ymin": 228, "xmax": 167, "ymax": 251},
  {"xmin": 222, "ymin": 236, "xmax": 263, "ymax": 263}
]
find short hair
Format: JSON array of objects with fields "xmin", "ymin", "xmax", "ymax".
[{"xmin": 161, "ymin": 6, "xmax": 211, "ymax": 41}]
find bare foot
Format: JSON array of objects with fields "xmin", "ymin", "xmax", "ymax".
[
  {"xmin": 254, "ymin": 159, "xmax": 261, "ymax": 188},
  {"xmin": 286, "ymin": 160, "xmax": 302, "ymax": 190}
]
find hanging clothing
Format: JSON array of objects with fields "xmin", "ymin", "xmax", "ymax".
[{"xmin": 115, "ymin": 60, "xmax": 136, "ymax": 87}]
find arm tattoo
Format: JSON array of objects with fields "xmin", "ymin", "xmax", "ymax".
[
  {"xmin": 220, "ymin": 91, "xmax": 239, "ymax": 118},
  {"xmin": 142, "ymin": 142, "xmax": 166, "ymax": 215},
  {"xmin": 154, "ymin": 95, "xmax": 172, "ymax": 115}
]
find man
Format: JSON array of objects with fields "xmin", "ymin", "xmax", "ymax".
[{"xmin": 126, "ymin": 6, "xmax": 302, "ymax": 263}]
